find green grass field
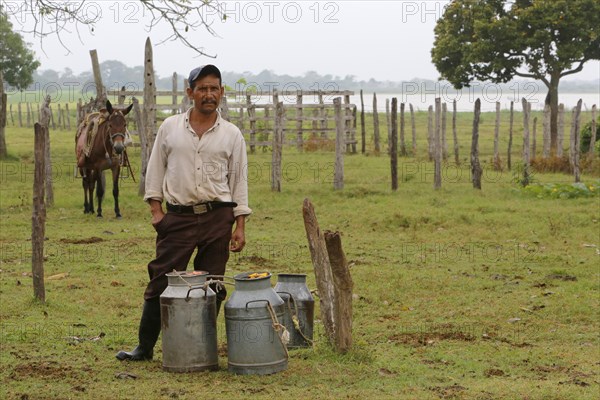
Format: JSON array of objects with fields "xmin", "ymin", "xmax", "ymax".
[{"xmin": 0, "ymin": 106, "xmax": 598, "ymax": 399}]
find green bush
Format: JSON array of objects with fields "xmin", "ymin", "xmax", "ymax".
[
  {"xmin": 521, "ymin": 180, "xmax": 600, "ymax": 199},
  {"xmin": 580, "ymin": 116, "xmax": 600, "ymax": 152}
]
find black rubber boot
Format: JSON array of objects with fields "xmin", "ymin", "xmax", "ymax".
[{"xmin": 116, "ymin": 298, "xmax": 161, "ymax": 361}]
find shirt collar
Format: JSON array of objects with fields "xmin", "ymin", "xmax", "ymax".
[{"xmin": 184, "ymin": 107, "xmax": 222, "ymax": 134}]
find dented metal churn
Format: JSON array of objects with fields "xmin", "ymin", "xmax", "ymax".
[
  {"xmin": 274, "ymin": 273, "xmax": 314, "ymax": 348},
  {"xmin": 160, "ymin": 271, "xmax": 218, "ymax": 372}
]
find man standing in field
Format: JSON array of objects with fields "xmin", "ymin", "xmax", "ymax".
[{"xmin": 116, "ymin": 64, "xmax": 251, "ymax": 361}]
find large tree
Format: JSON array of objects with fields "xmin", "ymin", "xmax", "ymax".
[{"xmin": 431, "ymin": 0, "xmax": 600, "ymax": 153}]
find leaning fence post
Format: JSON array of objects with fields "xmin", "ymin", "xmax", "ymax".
[
  {"xmin": 521, "ymin": 99, "xmax": 531, "ymax": 187},
  {"xmin": 360, "ymin": 89, "xmax": 366, "ymax": 154},
  {"xmin": 373, "ymin": 93, "xmax": 380, "ymax": 153},
  {"xmin": 571, "ymin": 99, "xmax": 583, "ymax": 183},
  {"xmin": 271, "ymin": 101, "xmax": 284, "ymax": 192},
  {"xmin": 40, "ymin": 96, "xmax": 54, "ymax": 207}
]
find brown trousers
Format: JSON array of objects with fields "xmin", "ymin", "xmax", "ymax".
[{"xmin": 144, "ymin": 207, "xmax": 235, "ymax": 301}]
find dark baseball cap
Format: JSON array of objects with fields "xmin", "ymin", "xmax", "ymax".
[{"xmin": 188, "ymin": 65, "xmax": 221, "ymax": 85}]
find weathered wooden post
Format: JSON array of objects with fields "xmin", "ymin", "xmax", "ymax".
[
  {"xmin": 590, "ymin": 105, "xmax": 597, "ymax": 157},
  {"xmin": 410, "ymin": 104, "xmax": 417, "ymax": 157},
  {"xmin": 18, "ymin": 102, "xmax": 23, "ymax": 127},
  {"xmin": 323, "ymin": 230, "xmax": 353, "ymax": 353},
  {"xmin": 247, "ymin": 95, "xmax": 256, "ymax": 153},
  {"xmin": 220, "ymin": 96, "xmax": 229, "ymax": 121},
  {"xmin": 521, "ymin": 99, "xmax": 531, "ymax": 186},
  {"xmin": 493, "ymin": 101, "xmax": 501, "ymax": 170},
  {"xmin": 542, "ymin": 104, "xmax": 551, "ymax": 158},
  {"xmin": 90, "ymin": 49, "xmax": 106, "ymax": 107},
  {"xmin": 344, "ymin": 94, "xmax": 354, "ymax": 153},
  {"xmin": 507, "ymin": 101, "xmax": 514, "ymax": 170},
  {"xmin": 303, "ymin": 199, "xmax": 353, "ymax": 353},
  {"xmin": 271, "ymin": 101, "xmax": 284, "ymax": 192},
  {"xmin": 32, "ymin": 122, "xmax": 47, "ymax": 303},
  {"xmin": 442, "ymin": 102, "xmax": 448, "ymax": 160},
  {"xmin": 319, "ymin": 92, "xmax": 327, "ymax": 139},
  {"xmin": 26, "ymin": 102, "xmax": 31, "ymax": 128},
  {"xmin": 360, "ymin": 89, "xmax": 366, "ymax": 154},
  {"xmin": 471, "ymin": 99, "xmax": 482, "ymax": 189},
  {"xmin": 571, "ymin": 99, "xmax": 583, "ymax": 183},
  {"xmin": 65, "ymin": 103, "xmax": 71, "ymax": 130},
  {"xmin": 373, "ymin": 93, "xmax": 380, "ymax": 153},
  {"xmin": 296, "ymin": 92, "xmax": 303, "ymax": 152},
  {"xmin": 132, "ymin": 98, "xmax": 147, "ymax": 196},
  {"xmin": 10, "ymin": 104, "xmax": 15, "ymax": 127},
  {"xmin": 452, "ymin": 99, "xmax": 459, "ymax": 165},
  {"xmin": 390, "ymin": 98, "xmax": 398, "ymax": 191},
  {"xmin": 40, "ymin": 96, "xmax": 53, "ymax": 207},
  {"xmin": 334, "ymin": 98, "xmax": 344, "ymax": 190},
  {"xmin": 302, "ymin": 199, "xmax": 335, "ymax": 342},
  {"xmin": 557, "ymin": 103, "xmax": 565, "ymax": 158},
  {"xmin": 57, "ymin": 103, "xmax": 63, "ymax": 129},
  {"xmin": 427, "ymin": 105, "xmax": 434, "ymax": 161},
  {"xmin": 400, "ymin": 102, "xmax": 407, "ymax": 156},
  {"xmin": 172, "ymin": 72, "xmax": 178, "ymax": 115},
  {"xmin": 0, "ymin": 70, "xmax": 6, "ymax": 159},
  {"xmin": 141, "ymin": 37, "xmax": 157, "ymax": 195},
  {"xmin": 434, "ymin": 98, "xmax": 442, "ymax": 190},
  {"xmin": 385, "ymin": 98, "xmax": 391, "ymax": 155}
]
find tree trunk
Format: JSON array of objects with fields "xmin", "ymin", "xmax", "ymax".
[{"xmin": 547, "ymin": 77, "xmax": 560, "ymax": 154}]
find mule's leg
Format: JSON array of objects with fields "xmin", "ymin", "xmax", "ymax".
[
  {"xmin": 88, "ymin": 170, "xmax": 96, "ymax": 214},
  {"xmin": 112, "ymin": 166, "xmax": 121, "ymax": 219},
  {"xmin": 82, "ymin": 170, "xmax": 92, "ymax": 214},
  {"xmin": 96, "ymin": 171, "xmax": 105, "ymax": 218}
]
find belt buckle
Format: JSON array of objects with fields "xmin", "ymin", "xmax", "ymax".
[{"xmin": 192, "ymin": 204, "xmax": 208, "ymax": 214}]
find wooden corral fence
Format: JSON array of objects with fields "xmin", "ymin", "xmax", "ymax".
[{"xmin": 106, "ymin": 86, "xmax": 358, "ymax": 154}]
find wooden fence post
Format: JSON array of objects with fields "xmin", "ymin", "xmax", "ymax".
[
  {"xmin": 571, "ymin": 99, "xmax": 583, "ymax": 183},
  {"xmin": 521, "ymin": 99, "xmax": 531, "ymax": 186},
  {"xmin": 324, "ymin": 230, "xmax": 353, "ymax": 353},
  {"xmin": 373, "ymin": 93, "xmax": 380, "ymax": 153},
  {"xmin": 557, "ymin": 103, "xmax": 565, "ymax": 158},
  {"xmin": 507, "ymin": 101, "xmax": 514, "ymax": 170},
  {"xmin": 442, "ymin": 102, "xmax": 448, "ymax": 160},
  {"xmin": 247, "ymin": 95, "xmax": 256, "ymax": 153},
  {"xmin": 334, "ymin": 98, "xmax": 344, "ymax": 190},
  {"xmin": 65, "ymin": 103, "xmax": 71, "ymax": 130},
  {"xmin": 390, "ymin": 98, "xmax": 398, "ymax": 191},
  {"xmin": 0, "ymin": 70, "xmax": 6, "ymax": 158},
  {"xmin": 452, "ymin": 99, "xmax": 459, "ymax": 165},
  {"xmin": 172, "ymin": 72, "xmax": 178, "ymax": 115},
  {"xmin": 589, "ymin": 105, "xmax": 597, "ymax": 157},
  {"xmin": 344, "ymin": 94, "xmax": 354, "ymax": 153},
  {"xmin": 142, "ymin": 37, "xmax": 157, "ymax": 194},
  {"xmin": 271, "ymin": 101, "xmax": 284, "ymax": 192},
  {"xmin": 132, "ymin": 98, "xmax": 147, "ymax": 196},
  {"xmin": 297, "ymin": 93, "xmax": 303, "ymax": 152},
  {"xmin": 360, "ymin": 89, "xmax": 366, "ymax": 154},
  {"xmin": 434, "ymin": 98, "xmax": 442, "ymax": 190},
  {"xmin": 427, "ymin": 105, "xmax": 434, "ymax": 161},
  {"xmin": 40, "ymin": 96, "xmax": 54, "ymax": 207},
  {"xmin": 90, "ymin": 49, "xmax": 106, "ymax": 107},
  {"xmin": 493, "ymin": 101, "xmax": 501, "ymax": 170},
  {"xmin": 319, "ymin": 92, "xmax": 327, "ymax": 139},
  {"xmin": 400, "ymin": 102, "xmax": 407, "ymax": 156},
  {"xmin": 385, "ymin": 98, "xmax": 391, "ymax": 155},
  {"xmin": 410, "ymin": 103, "xmax": 417, "ymax": 157},
  {"xmin": 471, "ymin": 99, "xmax": 482, "ymax": 189},
  {"xmin": 302, "ymin": 199, "xmax": 335, "ymax": 343},
  {"xmin": 32, "ymin": 122, "xmax": 47, "ymax": 303},
  {"xmin": 18, "ymin": 102, "xmax": 23, "ymax": 127}
]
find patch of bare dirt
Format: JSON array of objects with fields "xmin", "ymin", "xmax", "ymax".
[
  {"xmin": 428, "ymin": 383, "xmax": 468, "ymax": 399},
  {"xmin": 60, "ymin": 237, "xmax": 104, "ymax": 244},
  {"xmin": 9, "ymin": 361, "xmax": 77, "ymax": 381},
  {"xmin": 389, "ymin": 327, "xmax": 475, "ymax": 347}
]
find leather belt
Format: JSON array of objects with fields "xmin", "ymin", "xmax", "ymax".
[{"xmin": 166, "ymin": 201, "xmax": 237, "ymax": 214}]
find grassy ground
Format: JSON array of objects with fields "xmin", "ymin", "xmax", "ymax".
[{"xmin": 0, "ymin": 108, "xmax": 598, "ymax": 400}]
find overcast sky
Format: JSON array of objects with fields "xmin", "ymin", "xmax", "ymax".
[{"xmin": 3, "ymin": 0, "xmax": 600, "ymax": 83}]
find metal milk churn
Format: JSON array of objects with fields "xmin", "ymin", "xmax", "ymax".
[
  {"xmin": 160, "ymin": 271, "xmax": 218, "ymax": 372},
  {"xmin": 224, "ymin": 272, "xmax": 288, "ymax": 375},
  {"xmin": 274, "ymin": 273, "xmax": 314, "ymax": 348}
]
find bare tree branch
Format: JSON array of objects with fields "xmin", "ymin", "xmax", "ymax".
[{"xmin": 2, "ymin": 0, "xmax": 225, "ymax": 57}]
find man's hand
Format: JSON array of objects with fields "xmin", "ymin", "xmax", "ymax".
[
  {"xmin": 149, "ymin": 199, "xmax": 165, "ymax": 226},
  {"xmin": 230, "ymin": 215, "xmax": 246, "ymax": 252}
]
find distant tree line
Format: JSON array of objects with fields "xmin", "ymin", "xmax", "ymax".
[{"xmin": 5, "ymin": 60, "xmax": 599, "ymax": 95}]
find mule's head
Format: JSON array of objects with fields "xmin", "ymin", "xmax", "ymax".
[{"xmin": 106, "ymin": 100, "xmax": 133, "ymax": 155}]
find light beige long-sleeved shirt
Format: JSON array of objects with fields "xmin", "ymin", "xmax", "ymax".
[{"xmin": 144, "ymin": 108, "xmax": 252, "ymax": 218}]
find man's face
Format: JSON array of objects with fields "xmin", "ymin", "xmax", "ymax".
[{"xmin": 187, "ymin": 74, "xmax": 224, "ymax": 115}]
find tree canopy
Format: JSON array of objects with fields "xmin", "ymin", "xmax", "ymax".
[
  {"xmin": 431, "ymin": 0, "xmax": 600, "ymax": 151},
  {"xmin": 0, "ymin": 11, "xmax": 41, "ymax": 90}
]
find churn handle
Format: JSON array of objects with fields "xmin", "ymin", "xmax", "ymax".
[
  {"xmin": 245, "ymin": 299, "xmax": 270, "ymax": 310},
  {"xmin": 185, "ymin": 284, "xmax": 207, "ymax": 302}
]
